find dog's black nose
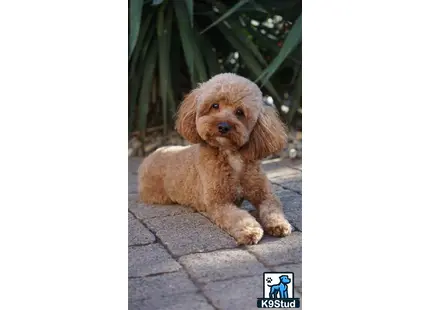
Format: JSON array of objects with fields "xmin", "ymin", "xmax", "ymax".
[{"xmin": 217, "ymin": 122, "xmax": 231, "ymax": 134}]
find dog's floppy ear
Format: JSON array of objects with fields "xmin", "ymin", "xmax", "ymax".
[
  {"xmin": 175, "ymin": 89, "xmax": 203, "ymax": 144},
  {"xmin": 241, "ymin": 106, "xmax": 287, "ymax": 161}
]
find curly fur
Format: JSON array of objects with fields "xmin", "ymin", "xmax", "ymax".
[{"xmin": 138, "ymin": 73, "xmax": 292, "ymax": 245}]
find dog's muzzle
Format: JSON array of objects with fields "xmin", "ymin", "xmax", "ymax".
[{"xmin": 217, "ymin": 122, "xmax": 231, "ymax": 134}]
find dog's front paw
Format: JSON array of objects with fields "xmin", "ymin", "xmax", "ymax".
[
  {"xmin": 233, "ymin": 223, "xmax": 264, "ymax": 245},
  {"xmin": 264, "ymin": 219, "xmax": 293, "ymax": 237}
]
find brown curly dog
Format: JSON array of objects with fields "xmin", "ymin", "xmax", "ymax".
[{"xmin": 138, "ymin": 73, "xmax": 292, "ymax": 245}]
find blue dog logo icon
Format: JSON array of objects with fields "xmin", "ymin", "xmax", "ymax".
[
  {"xmin": 257, "ymin": 272, "xmax": 300, "ymax": 308},
  {"xmin": 268, "ymin": 275, "xmax": 291, "ymax": 299}
]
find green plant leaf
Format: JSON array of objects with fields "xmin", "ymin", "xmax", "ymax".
[
  {"xmin": 209, "ymin": 2, "xmax": 267, "ymax": 66},
  {"xmin": 288, "ymin": 68, "xmax": 301, "ymax": 124},
  {"xmin": 169, "ymin": 28, "xmax": 181, "ymax": 99},
  {"xmin": 167, "ymin": 87, "xmax": 176, "ymax": 122},
  {"xmin": 174, "ymin": 1, "xmax": 196, "ymax": 86},
  {"xmin": 200, "ymin": 0, "xmax": 250, "ymax": 34},
  {"xmin": 129, "ymin": 0, "xmax": 144, "ymax": 59},
  {"xmin": 192, "ymin": 28, "xmax": 208, "ymax": 83},
  {"xmin": 129, "ymin": 10, "xmax": 155, "ymax": 80},
  {"xmin": 198, "ymin": 34, "xmax": 220, "ymax": 76},
  {"xmin": 185, "ymin": 0, "xmax": 193, "ymax": 26},
  {"xmin": 257, "ymin": 14, "xmax": 302, "ymax": 85},
  {"xmin": 129, "ymin": 28, "xmax": 155, "ymax": 133},
  {"xmin": 138, "ymin": 42, "xmax": 158, "ymax": 135},
  {"xmin": 227, "ymin": 20, "xmax": 268, "ymax": 66},
  {"xmin": 156, "ymin": 4, "xmax": 165, "ymax": 36},
  {"xmin": 217, "ymin": 22, "xmax": 282, "ymax": 106},
  {"xmin": 247, "ymin": 22, "xmax": 280, "ymax": 54},
  {"xmin": 158, "ymin": 5, "xmax": 173, "ymax": 135}
]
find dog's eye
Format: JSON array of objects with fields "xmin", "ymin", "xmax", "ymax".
[
  {"xmin": 235, "ymin": 109, "xmax": 244, "ymax": 117},
  {"xmin": 211, "ymin": 103, "xmax": 219, "ymax": 109}
]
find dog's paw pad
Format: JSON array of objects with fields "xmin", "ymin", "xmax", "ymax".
[
  {"xmin": 265, "ymin": 221, "xmax": 293, "ymax": 237},
  {"xmin": 235, "ymin": 225, "xmax": 264, "ymax": 245}
]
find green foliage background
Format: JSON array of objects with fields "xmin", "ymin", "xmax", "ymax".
[{"xmin": 129, "ymin": 0, "xmax": 302, "ymax": 138}]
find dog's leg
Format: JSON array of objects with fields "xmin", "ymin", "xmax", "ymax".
[
  {"xmin": 269, "ymin": 287, "xmax": 276, "ymax": 299},
  {"xmin": 242, "ymin": 166, "xmax": 292, "ymax": 237},
  {"xmin": 257, "ymin": 195, "xmax": 292, "ymax": 237},
  {"xmin": 271, "ymin": 287, "xmax": 279, "ymax": 299},
  {"xmin": 280, "ymin": 287, "xmax": 286, "ymax": 298},
  {"xmin": 205, "ymin": 203, "xmax": 263, "ymax": 245}
]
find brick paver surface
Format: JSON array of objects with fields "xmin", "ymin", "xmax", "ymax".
[{"xmin": 128, "ymin": 157, "xmax": 302, "ymax": 309}]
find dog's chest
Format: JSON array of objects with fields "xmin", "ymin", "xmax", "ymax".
[
  {"xmin": 224, "ymin": 150, "xmax": 244, "ymax": 175},
  {"xmin": 225, "ymin": 151, "xmax": 244, "ymax": 199},
  {"xmin": 227, "ymin": 153, "xmax": 243, "ymax": 174}
]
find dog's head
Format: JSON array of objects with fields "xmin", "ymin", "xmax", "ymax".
[
  {"xmin": 175, "ymin": 73, "xmax": 287, "ymax": 161},
  {"xmin": 279, "ymin": 275, "xmax": 291, "ymax": 285}
]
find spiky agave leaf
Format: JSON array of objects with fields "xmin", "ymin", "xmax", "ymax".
[
  {"xmin": 129, "ymin": 0, "xmax": 144, "ymax": 59},
  {"xmin": 257, "ymin": 14, "xmax": 302, "ymax": 85}
]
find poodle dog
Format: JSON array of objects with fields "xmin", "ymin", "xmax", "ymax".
[
  {"xmin": 138, "ymin": 73, "xmax": 292, "ymax": 245},
  {"xmin": 269, "ymin": 275, "xmax": 291, "ymax": 299}
]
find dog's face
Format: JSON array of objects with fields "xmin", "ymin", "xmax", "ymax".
[
  {"xmin": 194, "ymin": 75, "xmax": 262, "ymax": 149},
  {"xmin": 176, "ymin": 73, "xmax": 287, "ymax": 160},
  {"xmin": 279, "ymin": 275, "xmax": 291, "ymax": 284}
]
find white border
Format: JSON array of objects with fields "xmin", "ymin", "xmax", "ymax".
[
  {"xmin": 0, "ymin": 1, "xmax": 127, "ymax": 309},
  {"xmin": 305, "ymin": 0, "xmax": 430, "ymax": 309}
]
